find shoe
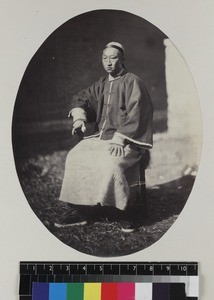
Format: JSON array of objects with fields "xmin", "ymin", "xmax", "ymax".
[
  {"xmin": 54, "ymin": 215, "xmax": 87, "ymax": 228},
  {"xmin": 120, "ymin": 221, "xmax": 137, "ymax": 233},
  {"xmin": 54, "ymin": 220, "xmax": 87, "ymax": 228},
  {"xmin": 120, "ymin": 226, "xmax": 136, "ymax": 233},
  {"xmin": 120, "ymin": 218, "xmax": 145, "ymax": 233}
]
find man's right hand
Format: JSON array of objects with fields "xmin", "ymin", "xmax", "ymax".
[{"xmin": 72, "ymin": 120, "xmax": 86, "ymax": 135}]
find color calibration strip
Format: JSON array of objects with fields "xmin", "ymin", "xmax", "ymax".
[
  {"xmin": 32, "ymin": 282, "xmax": 192, "ymax": 300},
  {"xmin": 19, "ymin": 262, "xmax": 198, "ymax": 300}
]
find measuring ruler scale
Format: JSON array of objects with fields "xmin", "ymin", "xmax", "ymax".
[{"xmin": 19, "ymin": 262, "xmax": 198, "ymax": 300}]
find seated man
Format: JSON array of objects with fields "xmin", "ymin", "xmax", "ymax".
[{"xmin": 56, "ymin": 42, "xmax": 153, "ymax": 231}]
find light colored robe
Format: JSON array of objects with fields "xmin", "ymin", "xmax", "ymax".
[{"xmin": 60, "ymin": 139, "xmax": 142, "ymax": 210}]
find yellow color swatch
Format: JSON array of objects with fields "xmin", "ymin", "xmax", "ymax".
[{"xmin": 84, "ymin": 283, "xmax": 101, "ymax": 300}]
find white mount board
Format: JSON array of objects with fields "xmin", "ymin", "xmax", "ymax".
[{"xmin": 0, "ymin": 1, "xmax": 213, "ymax": 299}]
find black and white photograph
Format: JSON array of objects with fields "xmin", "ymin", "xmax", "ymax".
[{"xmin": 12, "ymin": 9, "xmax": 201, "ymax": 257}]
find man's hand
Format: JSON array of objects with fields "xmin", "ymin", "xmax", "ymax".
[
  {"xmin": 72, "ymin": 120, "xmax": 86, "ymax": 135},
  {"xmin": 109, "ymin": 144, "xmax": 125, "ymax": 157}
]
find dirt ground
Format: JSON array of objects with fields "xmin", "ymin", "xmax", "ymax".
[{"xmin": 16, "ymin": 133, "xmax": 197, "ymax": 257}]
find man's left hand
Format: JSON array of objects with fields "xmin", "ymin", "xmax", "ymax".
[{"xmin": 109, "ymin": 144, "xmax": 125, "ymax": 157}]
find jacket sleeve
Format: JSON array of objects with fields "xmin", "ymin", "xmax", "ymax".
[
  {"xmin": 69, "ymin": 79, "xmax": 102, "ymax": 122},
  {"xmin": 115, "ymin": 76, "xmax": 154, "ymax": 149}
]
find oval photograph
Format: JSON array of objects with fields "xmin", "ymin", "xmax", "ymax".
[{"xmin": 12, "ymin": 9, "xmax": 202, "ymax": 257}]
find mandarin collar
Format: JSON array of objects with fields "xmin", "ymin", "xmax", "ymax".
[{"xmin": 108, "ymin": 69, "xmax": 127, "ymax": 82}]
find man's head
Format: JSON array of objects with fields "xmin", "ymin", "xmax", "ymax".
[{"xmin": 102, "ymin": 42, "xmax": 125, "ymax": 77}]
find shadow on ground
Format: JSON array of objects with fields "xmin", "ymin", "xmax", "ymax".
[{"xmin": 16, "ymin": 150, "xmax": 195, "ymax": 257}]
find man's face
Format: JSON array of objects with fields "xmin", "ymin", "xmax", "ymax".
[{"xmin": 102, "ymin": 48, "xmax": 124, "ymax": 77}]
